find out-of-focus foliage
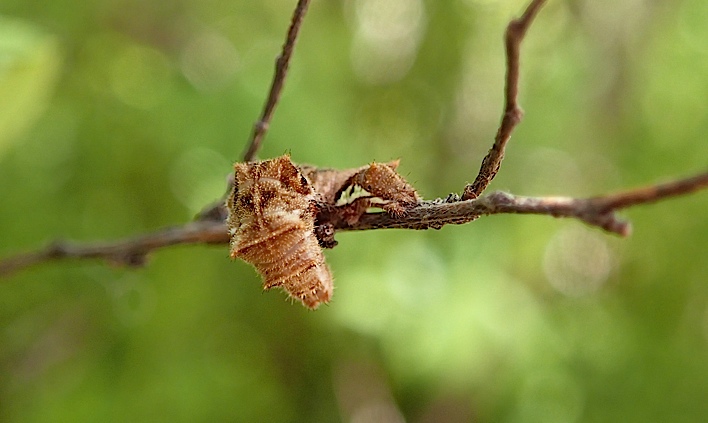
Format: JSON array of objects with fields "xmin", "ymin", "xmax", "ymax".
[
  {"xmin": 1, "ymin": 0, "xmax": 707, "ymax": 421},
  {"xmin": 0, "ymin": 17, "xmax": 61, "ymax": 156}
]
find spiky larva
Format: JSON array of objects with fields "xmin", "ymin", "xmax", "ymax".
[
  {"xmin": 227, "ymin": 155, "xmax": 332, "ymax": 309},
  {"xmin": 228, "ymin": 154, "xmax": 419, "ymax": 309}
]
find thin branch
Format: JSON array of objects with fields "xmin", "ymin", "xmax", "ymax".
[
  {"xmin": 462, "ymin": 0, "xmax": 546, "ymax": 200},
  {"xmin": 0, "ymin": 221, "xmax": 229, "ymax": 278},
  {"xmin": 3, "ymin": 171, "xmax": 706, "ymax": 278},
  {"xmin": 242, "ymin": 0, "xmax": 312, "ymax": 162},
  {"xmin": 350, "ymin": 171, "xmax": 708, "ymax": 236},
  {"xmin": 586, "ymin": 171, "xmax": 708, "ymax": 211}
]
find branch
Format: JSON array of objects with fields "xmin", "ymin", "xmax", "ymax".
[
  {"xmin": 0, "ymin": 221, "xmax": 229, "ymax": 278},
  {"xmin": 3, "ymin": 171, "xmax": 706, "ymax": 278},
  {"xmin": 242, "ymin": 0, "xmax": 311, "ymax": 162},
  {"xmin": 462, "ymin": 0, "xmax": 546, "ymax": 200},
  {"xmin": 349, "ymin": 171, "xmax": 708, "ymax": 235},
  {"xmin": 2, "ymin": 0, "xmax": 705, "ymax": 280}
]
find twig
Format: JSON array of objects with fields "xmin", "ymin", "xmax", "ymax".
[
  {"xmin": 2, "ymin": 171, "xmax": 706, "ymax": 278},
  {"xmin": 462, "ymin": 0, "xmax": 546, "ymax": 200},
  {"xmin": 0, "ymin": 221, "xmax": 229, "ymax": 277},
  {"xmin": 351, "ymin": 171, "xmax": 708, "ymax": 236},
  {"xmin": 242, "ymin": 0, "xmax": 311, "ymax": 162}
]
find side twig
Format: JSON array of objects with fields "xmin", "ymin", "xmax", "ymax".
[
  {"xmin": 462, "ymin": 0, "xmax": 546, "ymax": 200},
  {"xmin": 242, "ymin": 0, "xmax": 311, "ymax": 162},
  {"xmin": 2, "ymin": 171, "xmax": 706, "ymax": 278}
]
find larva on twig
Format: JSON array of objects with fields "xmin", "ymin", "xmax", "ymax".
[
  {"xmin": 227, "ymin": 154, "xmax": 419, "ymax": 309},
  {"xmin": 227, "ymin": 155, "xmax": 333, "ymax": 309}
]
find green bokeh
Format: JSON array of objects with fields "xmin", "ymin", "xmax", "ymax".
[{"xmin": 1, "ymin": 0, "xmax": 707, "ymax": 422}]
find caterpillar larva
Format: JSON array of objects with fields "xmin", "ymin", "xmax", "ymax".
[
  {"xmin": 227, "ymin": 154, "xmax": 419, "ymax": 309},
  {"xmin": 227, "ymin": 155, "xmax": 333, "ymax": 309}
]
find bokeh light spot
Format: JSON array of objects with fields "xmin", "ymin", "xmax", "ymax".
[
  {"xmin": 109, "ymin": 43, "xmax": 172, "ymax": 109},
  {"xmin": 180, "ymin": 31, "xmax": 240, "ymax": 92},
  {"xmin": 347, "ymin": 0, "xmax": 426, "ymax": 85},
  {"xmin": 169, "ymin": 147, "xmax": 232, "ymax": 214},
  {"xmin": 544, "ymin": 226, "xmax": 613, "ymax": 297}
]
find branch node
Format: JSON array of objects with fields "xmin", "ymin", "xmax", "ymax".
[
  {"xmin": 255, "ymin": 121, "xmax": 269, "ymax": 134},
  {"xmin": 47, "ymin": 241, "xmax": 69, "ymax": 258},
  {"xmin": 586, "ymin": 212, "xmax": 632, "ymax": 238},
  {"xmin": 124, "ymin": 252, "xmax": 149, "ymax": 267},
  {"xmin": 507, "ymin": 106, "xmax": 524, "ymax": 125}
]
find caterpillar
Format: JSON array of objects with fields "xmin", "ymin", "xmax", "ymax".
[
  {"xmin": 226, "ymin": 155, "xmax": 333, "ymax": 309},
  {"xmin": 227, "ymin": 154, "xmax": 419, "ymax": 309}
]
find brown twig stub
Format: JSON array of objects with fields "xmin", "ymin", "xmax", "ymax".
[
  {"xmin": 242, "ymin": 0, "xmax": 312, "ymax": 162},
  {"xmin": 462, "ymin": 0, "xmax": 546, "ymax": 200}
]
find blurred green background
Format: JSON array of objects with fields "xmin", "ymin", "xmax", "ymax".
[{"xmin": 1, "ymin": 0, "xmax": 707, "ymax": 421}]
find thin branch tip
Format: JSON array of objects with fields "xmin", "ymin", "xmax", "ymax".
[
  {"xmin": 464, "ymin": 0, "xmax": 546, "ymax": 200},
  {"xmin": 242, "ymin": 0, "xmax": 312, "ymax": 162}
]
